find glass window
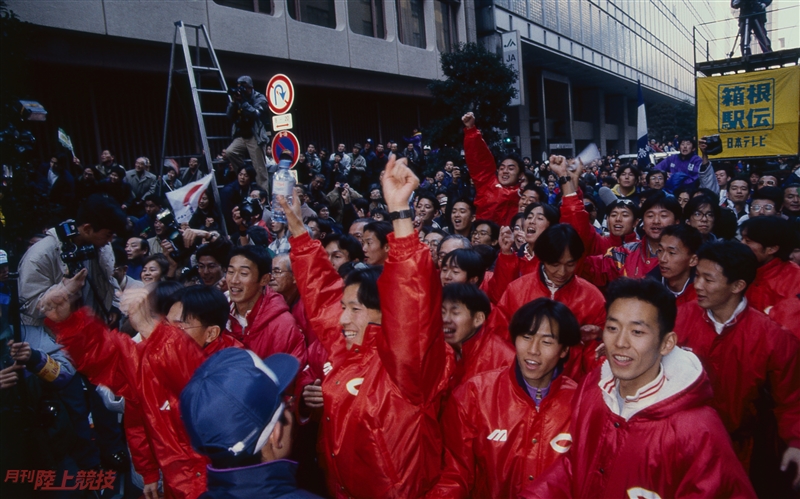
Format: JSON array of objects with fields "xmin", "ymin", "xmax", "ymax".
[
  {"xmin": 397, "ymin": 0, "xmax": 426, "ymax": 49},
  {"xmin": 287, "ymin": 0, "xmax": 336, "ymax": 29},
  {"xmin": 349, "ymin": 0, "xmax": 385, "ymax": 38},
  {"xmin": 434, "ymin": 0, "xmax": 458, "ymax": 53},
  {"xmin": 213, "ymin": 0, "xmax": 273, "ymax": 15}
]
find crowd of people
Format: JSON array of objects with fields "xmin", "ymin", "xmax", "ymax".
[{"xmin": 1, "ymin": 105, "xmax": 799, "ymax": 499}]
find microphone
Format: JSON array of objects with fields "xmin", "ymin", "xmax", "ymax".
[{"xmin": 598, "ymin": 186, "xmax": 618, "ymax": 206}]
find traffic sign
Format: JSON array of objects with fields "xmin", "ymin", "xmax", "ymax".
[
  {"xmin": 266, "ymin": 74, "xmax": 294, "ymax": 115},
  {"xmin": 271, "ymin": 131, "xmax": 300, "ymax": 168},
  {"xmin": 272, "ymin": 113, "xmax": 293, "ymax": 131}
]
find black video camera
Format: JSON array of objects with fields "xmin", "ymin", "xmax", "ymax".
[
  {"xmin": 238, "ymin": 198, "xmax": 261, "ymax": 226},
  {"xmin": 156, "ymin": 209, "xmax": 191, "ymax": 260},
  {"xmin": 55, "ymin": 220, "xmax": 97, "ymax": 277},
  {"xmin": 702, "ymin": 135, "xmax": 724, "ymax": 156},
  {"xmin": 227, "ymin": 85, "xmax": 247, "ymax": 98}
]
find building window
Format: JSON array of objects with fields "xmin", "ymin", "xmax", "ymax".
[
  {"xmin": 397, "ymin": 0, "xmax": 426, "ymax": 49},
  {"xmin": 434, "ymin": 0, "xmax": 458, "ymax": 52},
  {"xmin": 213, "ymin": 0, "xmax": 273, "ymax": 15},
  {"xmin": 287, "ymin": 0, "xmax": 336, "ymax": 29},
  {"xmin": 349, "ymin": 0, "xmax": 385, "ymax": 38}
]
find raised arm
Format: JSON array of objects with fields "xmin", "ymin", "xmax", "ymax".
[
  {"xmin": 425, "ymin": 392, "xmax": 477, "ymax": 499},
  {"xmin": 281, "ymin": 195, "xmax": 345, "ymax": 353},
  {"xmin": 378, "ymin": 156, "xmax": 448, "ymax": 404},
  {"xmin": 462, "ymin": 113, "xmax": 498, "ymax": 193}
]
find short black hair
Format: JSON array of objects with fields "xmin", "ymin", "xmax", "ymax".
[
  {"xmin": 684, "ymin": 195, "xmax": 720, "ymax": 223},
  {"xmin": 112, "ymin": 243, "xmax": 127, "ymax": 268},
  {"xmin": 416, "ymin": 191, "xmax": 440, "ymax": 211},
  {"xmin": 741, "ymin": 217, "xmax": 795, "ymax": 261},
  {"xmin": 143, "ymin": 254, "xmax": 170, "ymax": 278},
  {"xmin": 521, "ymin": 184, "xmax": 547, "ymax": 204},
  {"xmin": 523, "ymin": 202, "xmax": 560, "ymax": 225},
  {"xmin": 509, "ymin": 212, "xmax": 526, "ymax": 229},
  {"xmin": 179, "ymin": 285, "xmax": 230, "ymax": 329},
  {"xmin": 601, "ymin": 176, "xmax": 617, "ymax": 188},
  {"xmin": 371, "ymin": 208, "xmax": 390, "ymax": 220},
  {"xmin": 696, "ymin": 241, "xmax": 757, "ymax": 290},
  {"xmin": 498, "ymin": 152, "xmax": 522, "ymax": 170},
  {"xmin": 228, "ymin": 245, "xmax": 271, "ymax": 279},
  {"xmin": 442, "ymin": 283, "xmax": 491, "ymax": 318},
  {"xmin": 363, "ymin": 221, "xmax": 393, "ymax": 247},
  {"xmin": 660, "ymin": 224, "xmax": 703, "ymax": 255},
  {"xmin": 509, "ymin": 298, "xmax": 580, "ymax": 347},
  {"xmin": 76, "ymin": 194, "xmax": 127, "ymax": 235},
  {"xmin": 618, "ymin": 164, "xmax": 641, "ymax": 179},
  {"xmin": 533, "ymin": 224, "xmax": 585, "ymax": 264},
  {"xmin": 641, "ymin": 190, "xmax": 682, "ymax": 221},
  {"xmin": 130, "ymin": 237, "xmax": 150, "ymax": 257},
  {"xmin": 646, "ymin": 170, "xmax": 665, "ymax": 183},
  {"xmin": 143, "ymin": 194, "xmax": 163, "ymax": 206},
  {"xmin": 605, "ymin": 278, "xmax": 676, "ymax": 339},
  {"xmin": 343, "ymin": 265, "xmax": 382, "ymax": 310},
  {"xmin": 195, "ymin": 239, "xmax": 232, "ymax": 267},
  {"xmin": 750, "ymin": 186, "xmax": 783, "ymax": 211},
  {"xmin": 730, "ymin": 174, "xmax": 750, "ymax": 188},
  {"xmin": 441, "ymin": 249, "xmax": 487, "ymax": 285},
  {"xmin": 153, "ymin": 281, "xmax": 185, "ymax": 316},
  {"xmin": 451, "ymin": 197, "xmax": 476, "ymax": 216},
  {"xmin": 322, "ymin": 233, "xmax": 365, "ymax": 262},
  {"xmin": 694, "ymin": 188, "xmax": 720, "ymax": 205},
  {"xmin": 606, "ymin": 198, "xmax": 641, "ymax": 219}
]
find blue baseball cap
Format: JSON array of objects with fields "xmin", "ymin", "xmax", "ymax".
[{"xmin": 180, "ymin": 349, "xmax": 299, "ymax": 467}]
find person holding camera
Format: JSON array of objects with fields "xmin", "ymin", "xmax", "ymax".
[{"xmin": 225, "ymin": 76, "xmax": 270, "ymax": 193}]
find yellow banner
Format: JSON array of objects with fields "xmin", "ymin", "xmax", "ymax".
[{"xmin": 697, "ymin": 65, "xmax": 799, "ymax": 158}]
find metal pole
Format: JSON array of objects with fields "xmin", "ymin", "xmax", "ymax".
[{"xmin": 158, "ymin": 23, "xmax": 180, "ymax": 198}]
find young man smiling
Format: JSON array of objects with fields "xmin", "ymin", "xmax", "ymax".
[
  {"xmin": 522, "ymin": 278, "xmax": 756, "ymax": 499},
  {"xmin": 462, "ymin": 112, "xmax": 523, "ymax": 226},
  {"xmin": 674, "ymin": 241, "xmax": 800, "ymax": 489},
  {"xmin": 430, "ymin": 299, "xmax": 580, "ymax": 498},
  {"xmin": 647, "ymin": 224, "xmax": 701, "ymax": 306}
]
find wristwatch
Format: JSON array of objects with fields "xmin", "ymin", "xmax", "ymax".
[
  {"xmin": 387, "ymin": 210, "xmax": 413, "ymax": 221},
  {"xmin": 557, "ymin": 175, "xmax": 571, "ymax": 185}
]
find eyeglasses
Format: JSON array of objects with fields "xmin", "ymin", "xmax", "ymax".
[
  {"xmin": 473, "ymin": 230, "xmax": 491, "ymax": 237},
  {"xmin": 171, "ymin": 320, "xmax": 205, "ymax": 331},
  {"xmin": 691, "ymin": 211, "xmax": 715, "ymax": 220},
  {"xmin": 271, "ymin": 268, "xmax": 290, "ymax": 276},
  {"xmin": 750, "ymin": 204, "xmax": 775, "ymax": 213},
  {"xmin": 584, "ymin": 203, "xmax": 597, "ymax": 212}
]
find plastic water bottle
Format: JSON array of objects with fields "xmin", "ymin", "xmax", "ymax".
[{"xmin": 271, "ymin": 158, "xmax": 295, "ymax": 224}]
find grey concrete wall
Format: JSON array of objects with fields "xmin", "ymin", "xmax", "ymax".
[{"xmin": 7, "ymin": 0, "xmax": 467, "ymax": 82}]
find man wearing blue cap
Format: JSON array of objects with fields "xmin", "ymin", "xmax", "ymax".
[{"xmin": 181, "ymin": 349, "xmax": 323, "ymax": 499}]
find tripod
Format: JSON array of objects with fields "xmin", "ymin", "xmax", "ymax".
[{"xmin": 733, "ymin": 11, "xmax": 772, "ymax": 58}]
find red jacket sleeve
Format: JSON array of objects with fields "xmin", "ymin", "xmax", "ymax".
[
  {"xmin": 485, "ymin": 288, "xmax": 513, "ymax": 340},
  {"xmin": 46, "ymin": 308, "xmax": 139, "ymax": 401},
  {"xmin": 579, "ymin": 250, "xmax": 621, "ymax": 288},
  {"xmin": 124, "ymin": 399, "xmax": 160, "ymax": 485},
  {"xmin": 425, "ymin": 391, "xmax": 476, "ymax": 499},
  {"xmin": 464, "ymin": 127, "xmax": 498, "ymax": 202},
  {"xmin": 486, "ymin": 253, "xmax": 520, "ymax": 305},
  {"xmin": 561, "ymin": 191, "xmax": 605, "ymax": 257},
  {"xmin": 377, "ymin": 232, "xmax": 447, "ymax": 405},
  {"xmin": 766, "ymin": 328, "xmax": 800, "ymax": 448},
  {"xmin": 289, "ymin": 232, "xmax": 345, "ymax": 355}
]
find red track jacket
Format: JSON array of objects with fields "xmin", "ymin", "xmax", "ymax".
[
  {"xmin": 47, "ymin": 309, "xmax": 235, "ymax": 499},
  {"xmin": 464, "ymin": 126, "xmax": 520, "ymax": 227},
  {"xmin": 449, "ymin": 326, "xmax": 515, "ymax": 392},
  {"xmin": 581, "ymin": 240, "xmax": 659, "ymax": 287},
  {"xmin": 674, "ymin": 301, "xmax": 800, "ymax": 469},
  {"xmin": 521, "ymin": 348, "xmax": 756, "ymax": 498},
  {"xmin": 745, "ymin": 257, "xmax": 800, "ymax": 314},
  {"xmin": 428, "ymin": 366, "xmax": 576, "ymax": 498},
  {"xmin": 769, "ymin": 294, "xmax": 800, "ymax": 341},
  {"xmin": 561, "ymin": 191, "xmax": 638, "ymax": 257},
  {"xmin": 485, "ymin": 252, "xmax": 539, "ymax": 304},
  {"xmin": 290, "ymin": 231, "xmax": 454, "ymax": 498}
]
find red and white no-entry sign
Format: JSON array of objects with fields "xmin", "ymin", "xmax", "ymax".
[{"xmin": 266, "ymin": 74, "xmax": 294, "ymax": 115}]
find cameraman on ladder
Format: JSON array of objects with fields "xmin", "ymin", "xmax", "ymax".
[
  {"xmin": 13, "ymin": 193, "xmax": 131, "ymax": 474},
  {"xmin": 732, "ymin": 0, "xmax": 772, "ymax": 57},
  {"xmin": 225, "ymin": 76, "xmax": 271, "ymax": 195}
]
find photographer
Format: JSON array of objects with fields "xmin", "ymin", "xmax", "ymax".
[
  {"xmin": 225, "ymin": 76, "xmax": 270, "ymax": 193},
  {"xmin": 732, "ymin": 0, "xmax": 772, "ymax": 56}
]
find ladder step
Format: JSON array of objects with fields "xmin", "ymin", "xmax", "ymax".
[
  {"xmin": 175, "ymin": 67, "xmax": 220, "ymax": 75},
  {"xmin": 197, "ymin": 89, "xmax": 227, "ymax": 94},
  {"xmin": 201, "ymin": 112, "xmax": 228, "ymax": 117},
  {"xmin": 191, "ymin": 66, "xmax": 220, "ymax": 72},
  {"xmin": 207, "ymin": 136, "xmax": 230, "ymax": 141}
]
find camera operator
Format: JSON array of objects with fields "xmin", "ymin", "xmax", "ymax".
[
  {"xmin": 732, "ymin": 0, "xmax": 772, "ymax": 56},
  {"xmin": 225, "ymin": 76, "xmax": 270, "ymax": 193},
  {"xmin": 15, "ymin": 193, "xmax": 130, "ymax": 472}
]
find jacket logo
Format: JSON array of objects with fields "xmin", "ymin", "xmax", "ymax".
[
  {"xmin": 549, "ymin": 433, "xmax": 572, "ymax": 453},
  {"xmin": 486, "ymin": 429, "xmax": 508, "ymax": 442},
  {"xmin": 323, "ymin": 362, "xmax": 333, "ymax": 376},
  {"xmin": 627, "ymin": 487, "xmax": 662, "ymax": 499},
  {"xmin": 346, "ymin": 378, "xmax": 364, "ymax": 396},
  {"xmin": 160, "ymin": 400, "xmax": 170, "ymax": 411}
]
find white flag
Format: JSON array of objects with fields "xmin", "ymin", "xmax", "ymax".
[{"xmin": 166, "ymin": 174, "xmax": 213, "ymax": 224}]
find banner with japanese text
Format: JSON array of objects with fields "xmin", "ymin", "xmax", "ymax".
[{"xmin": 697, "ymin": 66, "xmax": 799, "ymax": 158}]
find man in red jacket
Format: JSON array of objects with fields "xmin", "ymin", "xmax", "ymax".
[
  {"xmin": 522, "ymin": 278, "xmax": 756, "ymax": 498},
  {"xmin": 674, "ymin": 241, "xmax": 800, "ymax": 490},
  {"xmin": 41, "ymin": 281, "xmax": 240, "ymax": 499},
  {"xmin": 441, "ymin": 283, "xmax": 513, "ymax": 390},
  {"xmin": 226, "ymin": 245, "xmax": 307, "ymax": 366},
  {"xmin": 486, "ymin": 224, "xmax": 605, "ymax": 380},
  {"xmin": 283, "ymin": 154, "xmax": 454, "ymax": 498},
  {"xmin": 429, "ymin": 298, "xmax": 580, "ymax": 498},
  {"xmin": 646, "ymin": 224, "xmax": 701, "ymax": 307},
  {"xmin": 740, "ymin": 216, "xmax": 800, "ymax": 313},
  {"xmin": 462, "ymin": 112, "xmax": 521, "ymax": 227}
]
